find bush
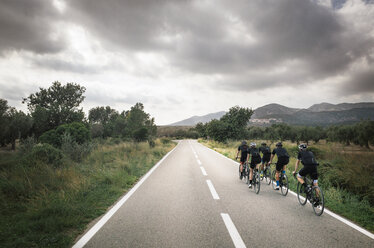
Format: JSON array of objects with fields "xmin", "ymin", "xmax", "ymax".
[
  {"xmin": 161, "ymin": 138, "xmax": 171, "ymax": 144},
  {"xmin": 61, "ymin": 133, "xmax": 95, "ymax": 162},
  {"xmin": 19, "ymin": 136, "xmax": 37, "ymax": 154},
  {"xmin": 148, "ymin": 140, "xmax": 155, "ymax": 148},
  {"xmin": 25, "ymin": 144, "xmax": 64, "ymax": 168},
  {"xmin": 39, "ymin": 122, "xmax": 90, "ymax": 147}
]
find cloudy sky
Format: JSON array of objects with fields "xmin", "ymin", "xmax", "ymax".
[{"xmin": 0, "ymin": 0, "xmax": 373, "ymax": 125}]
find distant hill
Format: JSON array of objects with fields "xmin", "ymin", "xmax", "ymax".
[
  {"xmin": 167, "ymin": 102, "xmax": 374, "ymax": 126},
  {"xmin": 168, "ymin": 111, "xmax": 226, "ymax": 126}
]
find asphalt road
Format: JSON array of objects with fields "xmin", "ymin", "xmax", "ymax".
[{"xmin": 75, "ymin": 140, "xmax": 374, "ymax": 248}]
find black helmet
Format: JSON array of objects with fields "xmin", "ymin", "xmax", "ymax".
[
  {"xmin": 241, "ymin": 141, "xmax": 247, "ymax": 145},
  {"xmin": 298, "ymin": 144, "xmax": 307, "ymax": 150},
  {"xmin": 261, "ymin": 142, "xmax": 266, "ymax": 146},
  {"xmin": 276, "ymin": 142, "xmax": 282, "ymax": 147}
]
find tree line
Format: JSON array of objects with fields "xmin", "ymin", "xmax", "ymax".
[
  {"xmin": 192, "ymin": 107, "xmax": 374, "ymax": 148},
  {"xmin": 0, "ymin": 81, "xmax": 157, "ymax": 150}
]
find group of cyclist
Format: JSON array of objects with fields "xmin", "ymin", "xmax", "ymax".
[{"xmin": 236, "ymin": 140, "xmax": 319, "ymax": 192}]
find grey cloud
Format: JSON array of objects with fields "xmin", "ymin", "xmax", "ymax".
[
  {"xmin": 342, "ymin": 70, "xmax": 374, "ymax": 94},
  {"xmin": 0, "ymin": 0, "xmax": 66, "ymax": 54}
]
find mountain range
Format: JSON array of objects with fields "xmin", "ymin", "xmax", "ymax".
[{"xmin": 167, "ymin": 102, "xmax": 374, "ymax": 126}]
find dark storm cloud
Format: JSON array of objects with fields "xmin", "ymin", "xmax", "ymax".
[
  {"xmin": 0, "ymin": 0, "xmax": 66, "ymax": 54},
  {"xmin": 66, "ymin": 0, "xmax": 374, "ymax": 92},
  {"xmin": 342, "ymin": 70, "xmax": 374, "ymax": 94}
]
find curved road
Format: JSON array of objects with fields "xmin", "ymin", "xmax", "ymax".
[{"xmin": 74, "ymin": 140, "xmax": 374, "ymax": 248}]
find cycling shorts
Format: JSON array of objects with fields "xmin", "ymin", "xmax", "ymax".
[
  {"xmin": 276, "ymin": 156, "xmax": 289, "ymax": 171},
  {"xmin": 250, "ymin": 161, "xmax": 257, "ymax": 169},
  {"xmin": 299, "ymin": 165, "xmax": 318, "ymax": 180},
  {"xmin": 262, "ymin": 156, "xmax": 270, "ymax": 163},
  {"xmin": 240, "ymin": 156, "xmax": 247, "ymax": 163}
]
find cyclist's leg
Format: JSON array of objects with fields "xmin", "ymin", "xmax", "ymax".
[
  {"xmin": 239, "ymin": 161, "xmax": 244, "ymax": 172},
  {"xmin": 275, "ymin": 161, "xmax": 282, "ymax": 188},
  {"xmin": 297, "ymin": 167, "xmax": 306, "ymax": 185},
  {"xmin": 311, "ymin": 167, "xmax": 319, "ymax": 196}
]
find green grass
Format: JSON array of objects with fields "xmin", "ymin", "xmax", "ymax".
[
  {"xmin": 199, "ymin": 139, "xmax": 374, "ymax": 233},
  {"xmin": 0, "ymin": 139, "xmax": 176, "ymax": 248}
]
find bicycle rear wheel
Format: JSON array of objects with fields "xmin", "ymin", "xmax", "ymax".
[
  {"xmin": 239, "ymin": 165, "xmax": 242, "ymax": 180},
  {"xmin": 280, "ymin": 174, "xmax": 288, "ymax": 196},
  {"xmin": 297, "ymin": 182, "xmax": 307, "ymax": 205},
  {"xmin": 254, "ymin": 172, "xmax": 260, "ymax": 194},
  {"xmin": 271, "ymin": 170, "xmax": 276, "ymax": 190},
  {"xmin": 311, "ymin": 186, "xmax": 324, "ymax": 216},
  {"xmin": 265, "ymin": 167, "xmax": 271, "ymax": 185}
]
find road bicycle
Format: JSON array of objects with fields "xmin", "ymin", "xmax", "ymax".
[
  {"xmin": 248, "ymin": 166, "xmax": 260, "ymax": 194},
  {"xmin": 270, "ymin": 164, "xmax": 289, "ymax": 196},
  {"xmin": 239, "ymin": 161, "xmax": 249, "ymax": 184},
  {"xmin": 261, "ymin": 163, "xmax": 272, "ymax": 185},
  {"xmin": 295, "ymin": 172, "xmax": 325, "ymax": 216}
]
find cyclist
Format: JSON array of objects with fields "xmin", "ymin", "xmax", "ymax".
[
  {"xmin": 248, "ymin": 142, "xmax": 262, "ymax": 188},
  {"xmin": 293, "ymin": 144, "xmax": 319, "ymax": 201},
  {"xmin": 269, "ymin": 142, "xmax": 290, "ymax": 190},
  {"xmin": 236, "ymin": 141, "xmax": 250, "ymax": 179},
  {"xmin": 259, "ymin": 142, "xmax": 271, "ymax": 177}
]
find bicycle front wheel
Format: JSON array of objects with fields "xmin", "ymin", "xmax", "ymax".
[
  {"xmin": 297, "ymin": 183, "xmax": 307, "ymax": 205},
  {"xmin": 280, "ymin": 174, "xmax": 288, "ymax": 196},
  {"xmin": 254, "ymin": 172, "xmax": 260, "ymax": 194},
  {"xmin": 311, "ymin": 186, "xmax": 325, "ymax": 216}
]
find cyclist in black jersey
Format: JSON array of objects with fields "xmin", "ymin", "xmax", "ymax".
[
  {"xmin": 269, "ymin": 142, "xmax": 289, "ymax": 190},
  {"xmin": 259, "ymin": 142, "xmax": 271, "ymax": 177},
  {"xmin": 236, "ymin": 141, "xmax": 249, "ymax": 176},
  {"xmin": 248, "ymin": 142, "xmax": 262, "ymax": 188},
  {"xmin": 293, "ymin": 144, "xmax": 319, "ymax": 193}
]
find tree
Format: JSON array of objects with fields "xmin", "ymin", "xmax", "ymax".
[
  {"xmin": 206, "ymin": 119, "xmax": 229, "ymax": 142},
  {"xmin": 6, "ymin": 108, "xmax": 33, "ymax": 150},
  {"xmin": 220, "ymin": 106, "xmax": 253, "ymax": 139},
  {"xmin": 23, "ymin": 81, "xmax": 86, "ymax": 136},
  {"xmin": 194, "ymin": 122, "xmax": 208, "ymax": 138},
  {"xmin": 124, "ymin": 103, "xmax": 157, "ymax": 140},
  {"xmin": 0, "ymin": 99, "xmax": 32, "ymax": 149},
  {"xmin": 88, "ymin": 106, "xmax": 118, "ymax": 125}
]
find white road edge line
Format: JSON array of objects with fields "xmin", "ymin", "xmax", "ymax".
[
  {"xmin": 206, "ymin": 180, "xmax": 220, "ymax": 200},
  {"xmin": 221, "ymin": 213, "xmax": 246, "ymax": 248},
  {"xmin": 197, "ymin": 159, "xmax": 202, "ymax": 165},
  {"xmin": 200, "ymin": 166, "xmax": 208, "ymax": 176},
  {"xmin": 198, "ymin": 141, "xmax": 374, "ymax": 240},
  {"xmin": 72, "ymin": 142, "xmax": 180, "ymax": 248}
]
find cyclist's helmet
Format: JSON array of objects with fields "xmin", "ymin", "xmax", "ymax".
[
  {"xmin": 298, "ymin": 143, "xmax": 307, "ymax": 150},
  {"xmin": 241, "ymin": 140, "xmax": 247, "ymax": 145},
  {"xmin": 250, "ymin": 142, "xmax": 256, "ymax": 147},
  {"xmin": 276, "ymin": 142, "xmax": 282, "ymax": 147},
  {"xmin": 261, "ymin": 142, "xmax": 266, "ymax": 146}
]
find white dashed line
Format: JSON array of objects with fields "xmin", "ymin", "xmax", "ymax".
[
  {"xmin": 206, "ymin": 180, "xmax": 220, "ymax": 200},
  {"xmin": 200, "ymin": 167, "xmax": 208, "ymax": 176},
  {"xmin": 197, "ymin": 159, "xmax": 202, "ymax": 165},
  {"xmin": 221, "ymin": 213, "xmax": 246, "ymax": 248}
]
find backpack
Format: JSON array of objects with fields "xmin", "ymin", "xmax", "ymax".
[{"xmin": 301, "ymin": 151, "xmax": 317, "ymax": 166}]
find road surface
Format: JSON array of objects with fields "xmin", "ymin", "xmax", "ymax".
[{"xmin": 74, "ymin": 140, "xmax": 374, "ymax": 248}]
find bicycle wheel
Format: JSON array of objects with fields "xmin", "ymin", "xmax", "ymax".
[
  {"xmin": 280, "ymin": 174, "xmax": 289, "ymax": 196},
  {"xmin": 239, "ymin": 166, "xmax": 242, "ymax": 180},
  {"xmin": 245, "ymin": 166, "xmax": 250, "ymax": 184},
  {"xmin": 311, "ymin": 186, "xmax": 324, "ymax": 216},
  {"xmin": 265, "ymin": 167, "xmax": 272, "ymax": 185},
  {"xmin": 297, "ymin": 182, "xmax": 307, "ymax": 205},
  {"xmin": 254, "ymin": 172, "xmax": 260, "ymax": 194},
  {"xmin": 271, "ymin": 170, "xmax": 277, "ymax": 190}
]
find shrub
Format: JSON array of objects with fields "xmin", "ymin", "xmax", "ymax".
[
  {"xmin": 161, "ymin": 138, "xmax": 171, "ymax": 144},
  {"xmin": 61, "ymin": 133, "xmax": 95, "ymax": 162},
  {"xmin": 25, "ymin": 144, "xmax": 64, "ymax": 168},
  {"xmin": 39, "ymin": 122, "xmax": 90, "ymax": 147},
  {"xmin": 148, "ymin": 140, "xmax": 155, "ymax": 148},
  {"xmin": 19, "ymin": 136, "xmax": 37, "ymax": 154}
]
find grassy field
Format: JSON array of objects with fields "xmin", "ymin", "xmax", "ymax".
[
  {"xmin": 0, "ymin": 139, "xmax": 176, "ymax": 248},
  {"xmin": 199, "ymin": 139, "xmax": 374, "ymax": 233}
]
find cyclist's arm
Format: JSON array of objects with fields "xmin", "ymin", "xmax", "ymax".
[
  {"xmin": 269, "ymin": 154, "xmax": 274, "ymax": 164},
  {"xmin": 293, "ymin": 159, "xmax": 300, "ymax": 175}
]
